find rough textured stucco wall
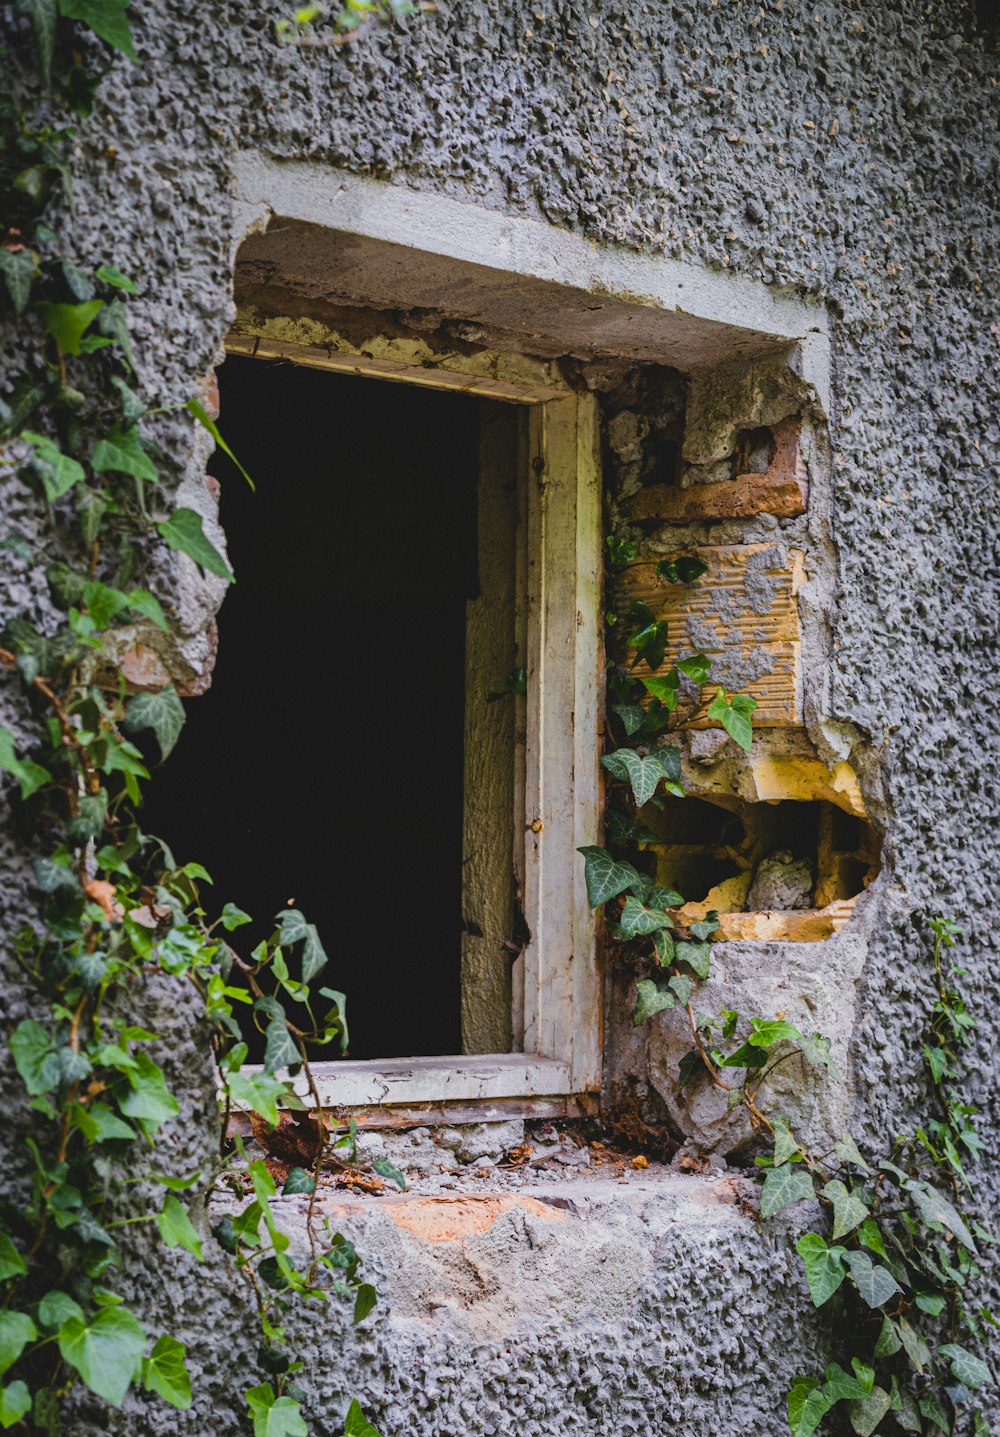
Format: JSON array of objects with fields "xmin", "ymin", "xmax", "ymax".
[{"xmin": 1, "ymin": 1, "xmax": 998, "ymax": 1433}]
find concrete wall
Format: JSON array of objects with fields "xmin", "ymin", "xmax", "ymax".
[{"xmin": 2, "ymin": 2, "xmax": 998, "ymax": 1433}]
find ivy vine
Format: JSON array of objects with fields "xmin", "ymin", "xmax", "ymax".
[
  {"xmin": 0, "ymin": 6, "xmax": 389, "ymax": 1434},
  {"xmin": 584, "ymin": 549, "xmax": 996, "ymax": 1434}
]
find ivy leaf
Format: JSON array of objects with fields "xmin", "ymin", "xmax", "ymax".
[
  {"xmin": 9, "ymin": 1018, "xmax": 60, "ymax": 1095},
  {"xmin": 611, "ymin": 703, "xmax": 645, "ymax": 736},
  {"xmin": 874, "ymin": 1316, "xmax": 902, "ymax": 1358},
  {"xmin": 843, "ymin": 1250, "xmax": 901, "ymax": 1309},
  {"xmin": 667, "ymin": 972, "xmax": 694, "ymax": 1006},
  {"xmin": 641, "ymin": 672, "xmax": 680, "ymax": 706},
  {"xmin": 627, "ymin": 619, "xmax": 669, "ymax": 671},
  {"xmin": 601, "ymin": 749, "xmax": 669, "ymax": 807},
  {"xmin": 795, "ymin": 1232, "xmax": 847, "ymax": 1306},
  {"xmin": 633, "ymin": 978, "xmax": 675, "ymax": 1025},
  {"xmin": 343, "ymin": 1399, "xmax": 383, "ymax": 1437},
  {"xmin": 21, "ymin": 431, "xmax": 86, "ymax": 501},
  {"xmin": 651, "ymin": 927, "xmax": 675, "ymax": 965},
  {"xmin": 0, "ymin": 1312, "xmax": 37, "ymax": 1377},
  {"xmin": 915, "ymin": 1291, "xmax": 947, "ymax": 1316},
  {"xmin": 58, "ymin": 1306, "xmax": 145, "ymax": 1406},
  {"xmin": 117, "ymin": 1051, "xmax": 180, "ymax": 1133},
  {"xmin": 246, "ymin": 1381, "xmax": 308, "ymax": 1437},
  {"xmin": 282, "ymin": 1167, "xmax": 315, "ymax": 1196},
  {"xmin": 822, "ymin": 1179, "xmax": 870, "ymax": 1241},
  {"xmin": 0, "ymin": 727, "xmax": 51, "ymax": 800},
  {"xmin": 909, "ymin": 1181, "xmax": 978, "ymax": 1253},
  {"xmin": 897, "ymin": 1317, "xmax": 931, "ymax": 1373},
  {"xmin": 656, "ymin": 554, "xmax": 707, "ymax": 584},
  {"xmin": 577, "ymin": 847, "xmax": 645, "ymax": 908},
  {"xmin": 35, "ymin": 299, "xmax": 103, "ymax": 354},
  {"xmin": 124, "ymin": 685, "xmax": 186, "ymax": 761},
  {"xmin": 263, "ymin": 1018, "xmax": 300, "ymax": 1074},
  {"xmin": 761, "ymin": 1166, "xmax": 815, "ymax": 1219},
  {"xmin": 0, "ymin": 248, "xmax": 39, "ymax": 315},
  {"xmin": 616, "ymin": 895, "xmax": 673, "ymax": 938},
  {"xmin": 274, "ymin": 909, "xmax": 328, "ymax": 984},
  {"xmin": 770, "ymin": 1115, "xmax": 799, "ymax": 1167},
  {"xmin": 186, "ymin": 398, "xmax": 254, "ymax": 490},
  {"xmin": 95, "ymin": 263, "xmax": 137, "ymax": 293},
  {"xmin": 353, "ymin": 1283, "xmax": 378, "ymax": 1325},
  {"xmin": 91, "ymin": 424, "xmax": 158, "ymax": 482},
  {"xmin": 38, "ymin": 1292, "xmax": 84, "ymax": 1332},
  {"xmin": 0, "ymin": 1237, "xmax": 26, "ymax": 1284},
  {"xmin": 674, "ymin": 940, "xmax": 711, "ymax": 979},
  {"xmin": 72, "ymin": 1101, "xmax": 135, "ymax": 1144},
  {"xmin": 58, "ymin": 0, "xmax": 137, "ymax": 59},
  {"xmin": 228, "ymin": 1072, "xmax": 287, "ymax": 1126},
  {"xmin": 822, "ymin": 1361, "xmax": 871, "ymax": 1403},
  {"xmin": 142, "ymin": 1334, "xmax": 192, "ymax": 1409},
  {"xmin": 157, "ymin": 507, "xmax": 233, "ymax": 582},
  {"xmin": 748, "ymin": 1017, "xmax": 802, "ymax": 1048},
  {"xmin": 156, "ymin": 1195, "xmax": 203, "ymax": 1260},
  {"xmin": 221, "ymin": 903, "xmax": 252, "ymax": 931},
  {"xmin": 0, "ymin": 1379, "xmax": 31, "ymax": 1428},
  {"xmin": 707, "ymin": 688, "xmax": 757, "ymax": 750},
  {"xmin": 787, "ymin": 1378, "xmax": 830, "ymax": 1437},
  {"xmin": 834, "ymin": 1132, "xmax": 871, "ymax": 1174},
  {"xmin": 676, "ymin": 653, "xmax": 711, "ymax": 684},
  {"xmin": 847, "ymin": 1386, "xmax": 891, "ymax": 1437},
  {"xmin": 938, "ymin": 1345, "xmax": 994, "ymax": 1392},
  {"xmin": 372, "ymin": 1158, "xmax": 406, "ymax": 1191},
  {"xmin": 798, "ymin": 1032, "xmax": 837, "ymax": 1073},
  {"xmin": 125, "ymin": 587, "xmax": 169, "ymax": 632}
]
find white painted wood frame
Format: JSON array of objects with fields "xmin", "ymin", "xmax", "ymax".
[{"xmin": 226, "ymin": 334, "xmax": 603, "ymax": 1116}]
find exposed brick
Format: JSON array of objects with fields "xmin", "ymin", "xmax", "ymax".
[{"xmin": 628, "ymin": 418, "xmax": 807, "ymax": 522}]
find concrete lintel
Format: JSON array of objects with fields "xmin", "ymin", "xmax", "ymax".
[{"xmin": 231, "ymin": 155, "xmax": 831, "ymax": 387}]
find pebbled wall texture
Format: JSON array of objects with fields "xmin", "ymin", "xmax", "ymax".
[{"xmin": 1, "ymin": 1, "xmax": 998, "ymax": 1433}]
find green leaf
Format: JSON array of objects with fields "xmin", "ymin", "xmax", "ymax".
[
  {"xmin": 21, "ymin": 431, "xmax": 86, "ymax": 502},
  {"xmin": 656, "ymin": 554, "xmax": 707, "ymax": 584},
  {"xmin": 117, "ymin": 1051, "xmax": 180, "ymax": 1133},
  {"xmin": 274, "ymin": 909, "xmax": 328, "ymax": 984},
  {"xmin": 601, "ymin": 748, "xmax": 669, "ymax": 806},
  {"xmin": 0, "ymin": 727, "xmax": 50, "ymax": 800},
  {"xmin": 0, "ymin": 248, "xmax": 39, "ymax": 315},
  {"xmin": 910, "ymin": 1181, "xmax": 978, "ymax": 1253},
  {"xmin": 897, "ymin": 1316, "xmax": 930, "ymax": 1373},
  {"xmin": 0, "ymin": 1313, "xmax": 37, "ymax": 1377},
  {"xmin": 142, "ymin": 1334, "xmax": 192, "ymax": 1409},
  {"xmin": 641, "ymin": 672, "xmax": 680, "ymax": 704},
  {"xmin": 228, "ymin": 1072, "xmax": 287, "ymax": 1126},
  {"xmin": 632, "ymin": 978, "xmax": 675, "ymax": 1024},
  {"xmin": 0, "ymin": 1237, "xmax": 26, "ymax": 1284},
  {"xmin": 36, "ymin": 299, "xmax": 103, "ymax": 354},
  {"xmin": 38, "ymin": 1291, "xmax": 84, "ymax": 1331},
  {"xmin": 938, "ymin": 1344, "xmax": 994, "ymax": 1391},
  {"xmin": 748, "ymin": 1017, "xmax": 802, "ymax": 1049},
  {"xmin": 0, "ymin": 1379, "xmax": 31, "ymax": 1428},
  {"xmin": 914, "ymin": 1291, "xmax": 947, "ymax": 1316},
  {"xmin": 834, "ymin": 1132, "xmax": 871, "ymax": 1173},
  {"xmin": 9, "ymin": 1018, "xmax": 60, "ymax": 1095},
  {"xmin": 611, "ymin": 703, "xmax": 645, "ymax": 736},
  {"xmin": 770, "ymin": 1115, "xmax": 799, "ymax": 1167},
  {"xmin": 577, "ymin": 846, "xmax": 645, "ymax": 908},
  {"xmin": 627, "ymin": 619, "xmax": 670, "ymax": 671},
  {"xmin": 973, "ymin": 1413, "xmax": 990, "ymax": 1437},
  {"xmin": 91, "ymin": 424, "xmax": 158, "ymax": 482},
  {"xmin": 186, "ymin": 398, "xmax": 255, "ymax": 489},
  {"xmin": 761, "ymin": 1166, "xmax": 815, "ymax": 1219},
  {"xmin": 72, "ymin": 1101, "xmax": 135, "ymax": 1143},
  {"xmin": 674, "ymin": 939, "xmax": 711, "ymax": 978},
  {"xmin": 372, "ymin": 1158, "xmax": 406, "ymax": 1191},
  {"xmin": 263, "ymin": 1018, "xmax": 300, "ymax": 1073},
  {"xmin": 343, "ymin": 1399, "xmax": 383, "ymax": 1437},
  {"xmin": 156, "ymin": 1195, "xmax": 203, "ymax": 1260},
  {"xmin": 667, "ymin": 972, "xmax": 694, "ymax": 1006},
  {"xmin": 282, "ymin": 1167, "xmax": 315, "ymax": 1196},
  {"xmin": 676, "ymin": 653, "xmax": 711, "ymax": 684},
  {"xmin": 919, "ymin": 1393, "xmax": 951, "ymax": 1432},
  {"xmin": 821, "ymin": 1363, "xmax": 870, "ymax": 1404},
  {"xmin": 124, "ymin": 587, "xmax": 169, "ymax": 632},
  {"xmin": 246, "ymin": 1381, "xmax": 308, "ymax": 1437},
  {"xmin": 707, "ymin": 688, "xmax": 757, "ymax": 750},
  {"xmin": 847, "ymin": 1386, "xmax": 891, "ymax": 1437},
  {"xmin": 157, "ymin": 507, "xmax": 233, "ymax": 581},
  {"xmin": 353, "ymin": 1283, "xmax": 378, "ymax": 1324},
  {"xmin": 58, "ymin": 0, "xmax": 137, "ymax": 58},
  {"xmin": 822, "ymin": 1179, "xmax": 870, "ymax": 1241},
  {"xmin": 124, "ymin": 685, "xmax": 186, "ymax": 760},
  {"xmin": 221, "ymin": 902, "xmax": 252, "ymax": 931},
  {"xmin": 95, "ymin": 263, "xmax": 137, "ymax": 293},
  {"xmin": 58, "ymin": 1307, "xmax": 145, "ymax": 1407},
  {"xmin": 874, "ymin": 1316, "xmax": 902, "ymax": 1358},
  {"xmin": 787, "ymin": 1377, "xmax": 830, "ymax": 1437},
  {"xmin": 798, "ymin": 1032, "xmax": 837, "ymax": 1073},
  {"xmin": 616, "ymin": 895, "xmax": 673, "ymax": 939},
  {"xmin": 843, "ymin": 1250, "xmax": 901, "ymax": 1309},
  {"xmin": 795, "ymin": 1232, "xmax": 846, "ymax": 1306}
]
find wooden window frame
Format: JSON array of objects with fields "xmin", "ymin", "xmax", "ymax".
[{"xmin": 225, "ymin": 332, "xmax": 603, "ymax": 1122}]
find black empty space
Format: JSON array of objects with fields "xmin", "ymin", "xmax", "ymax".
[{"xmin": 141, "ymin": 355, "xmax": 481, "ymax": 1060}]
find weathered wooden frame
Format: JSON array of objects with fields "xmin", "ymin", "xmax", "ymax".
[{"xmin": 225, "ymin": 330, "xmax": 603, "ymax": 1121}]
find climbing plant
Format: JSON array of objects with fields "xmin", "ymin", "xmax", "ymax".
[
  {"xmin": 0, "ymin": 6, "xmax": 393, "ymax": 1434},
  {"xmin": 584, "ymin": 541, "xmax": 996, "ymax": 1434}
]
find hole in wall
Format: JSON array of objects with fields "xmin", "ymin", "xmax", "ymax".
[
  {"xmin": 642, "ymin": 794, "xmax": 879, "ymax": 932},
  {"xmin": 141, "ymin": 356, "xmax": 487, "ymax": 1060},
  {"xmin": 733, "ymin": 425, "xmax": 775, "ymax": 476}
]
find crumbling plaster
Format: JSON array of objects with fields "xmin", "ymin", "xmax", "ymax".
[{"xmin": 1, "ymin": 1, "xmax": 998, "ymax": 1433}]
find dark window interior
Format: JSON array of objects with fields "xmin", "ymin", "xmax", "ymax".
[{"xmin": 141, "ymin": 356, "xmax": 481, "ymax": 1059}]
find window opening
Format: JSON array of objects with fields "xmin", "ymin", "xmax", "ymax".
[{"xmin": 141, "ymin": 355, "xmax": 513, "ymax": 1060}]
